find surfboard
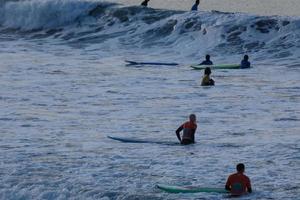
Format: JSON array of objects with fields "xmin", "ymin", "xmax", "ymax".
[
  {"xmin": 190, "ymin": 64, "xmax": 241, "ymax": 70},
  {"xmin": 156, "ymin": 184, "xmax": 229, "ymax": 194},
  {"xmin": 107, "ymin": 136, "xmax": 178, "ymax": 145},
  {"xmin": 125, "ymin": 60, "xmax": 179, "ymax": 66}
]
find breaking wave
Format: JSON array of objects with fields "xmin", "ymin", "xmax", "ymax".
[{"xmin": 0, "ymin": 0, "xmax": 300, "ymax": 58}]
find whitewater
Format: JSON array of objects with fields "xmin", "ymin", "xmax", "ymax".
[{"xmin": 0, "ymin": 0, "xmax": 299, "ymax": 199}]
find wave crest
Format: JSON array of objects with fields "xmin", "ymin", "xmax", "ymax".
[
  {"xmin": 0, "ymin": 0, "xmax": 299, "ymax": 58},
  {"xmin": 0, "ymin": 0, "xmax": 97, "ymax": 30}
]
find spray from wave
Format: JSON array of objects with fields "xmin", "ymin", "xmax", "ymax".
[{"xmin": 0, "ymin": 0, "xmax": 98, "ymax": 30}]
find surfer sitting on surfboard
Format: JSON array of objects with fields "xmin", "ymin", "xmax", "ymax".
[
  {"xmin": 201, "ymin": 67, "xmax": 215, "ymax": 86},
  {"xmin": 240, "ymin": 55, "xmax": 251, "ymax": 68},
  {"xmin": 141, "ymin": 0, "xmax": 150, "ymax": 7},
  {"xmin": 225, "ymin": 163, "xmax": 252, "ymax": 196},
  {"xmin": 199, "ymin": 55, "xmax": 213, "ymax": 65},
  {"xmin": 176, "ymin": 114, "xmax": 197, "ymax": 145},
  {"xmin": 191, "ymin": 0, "xmax": 200, "ymax": 11}
]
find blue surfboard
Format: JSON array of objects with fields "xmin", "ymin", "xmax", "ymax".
[
  {"xmin": 107, "ymin": 136, "xmax": 178, "ymax": 145},
  {"xmin": 125, "ymin": 60, "xmax": 179, "ymax": 66}
]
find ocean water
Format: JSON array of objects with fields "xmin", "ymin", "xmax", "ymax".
[{"xmin": 0, "ymin": 0, "xmax": 300, "ymax": 199}]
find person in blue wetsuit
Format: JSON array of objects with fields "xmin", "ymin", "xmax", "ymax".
[
  {"xmin": 200, "ymin": 55, "xmax": 213, "ymax": 65},
  {"xmin": 240, "ymin": 55, "xmax": 251, "ymax": 68},
  {"xmin": 191, "ymin": 0, "xmax": 200, "ymax": 11},
  {"xmin": 141, "ymin": 0, "xmax": 150, "ymax": 7}
]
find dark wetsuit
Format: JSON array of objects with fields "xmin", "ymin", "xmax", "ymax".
[
  {"xmin": 191, "ymin": 3, "xmax": 199, "ymax": 11},
  {"xmin": 200, "ymin": 60, "xmax": 213, "ymax": 65},
  {"xmin": 240, "ymin": 60, "xmax": 250, "ymax": 68},
  {"xmin": 176, "ymin": 121, "xmax": 197, "ymax": 145},
  {"xmin": 141, "ymin": 1, "xmax": 148, "ymax": 6}
]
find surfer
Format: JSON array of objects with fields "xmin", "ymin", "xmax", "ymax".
[
  {"xmin": 176, "ymin": 114, "xmax": 197, "ymax": 145},
  {"xmin": 240, "ymin": 55, "xmax": 251, "ymax": 68},
  {"xmin": 225, "ymin": 163, "xmax": 252, "ymax": 196},
  {"xmin": 191, "ymin": 0, "xmax": 200, "ymax": 11},
  {"xmin": 141, "ymin": 0, "xmax": 150, "ymax": 7},
  {"xmin": 201, "ymin": 67, "xmax": 215, "ymax": 86},
  {"xmin": 199, "ymin": 55, "xmax": 213, "ymax": 65}
]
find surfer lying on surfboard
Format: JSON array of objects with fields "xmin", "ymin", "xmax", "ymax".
[
  {"xmin": 225, "ymin": 163, "xmax": 252, "ymax": 196},
  {"xmin": 176, "ymin": 114, "xmax": 197, "ymax": 145}
]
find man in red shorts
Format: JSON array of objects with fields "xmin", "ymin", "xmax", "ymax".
[
  {"xmin": 225, "ymin": 163, "xmax": 252, "ymax": 196},
  {"xmin": 175, "ymin": 114, "xmax": 197, "ymax": 145}
]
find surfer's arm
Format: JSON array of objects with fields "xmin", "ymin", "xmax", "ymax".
[
  {"xmin": 176, "ymin": 125, "xmax": 183, "ymax": 142},
  {"xmin": 191, "ymin": 128, "xmax": 196, "ymax": 142},
  {"xmin": 246, "ymin": 179, "xmax": 252, "ymax": 193},
  {"xmin": 225, "ymin": 176, "xmax": 231, "ymax": 191},
  {"xmin": 247, "ymin": 187, "xmax": 252, "ymax": 193},
  {"xmin": 225, "ymin": 185, "xmax": 231, "ymax": 191}
]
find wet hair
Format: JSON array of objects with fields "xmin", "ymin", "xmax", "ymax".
[
  {"xmin": 204, "ymin": 67, "xmax": 211, "ymax": 75},
  {"xmin": 236, "ymin": 163, "xmax": 245, "ymax": 172},
  {"xmin": 205, "ymin": 54, "xmax": 210, "ymax": 60},
  {"xmin": 189, "ymin": 114, "xmax": 196, "ymax": 121},
  {"xmin": 244, "ymin": 55, "xmax": 249, "ymax": 61}
]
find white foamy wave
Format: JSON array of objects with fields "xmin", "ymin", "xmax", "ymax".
[
  {"xmin": 0, "ymin": 0, "xmax": 300, "ymax": 60},
  {"xmin": 71, "ymin": 7, "xmax": 300, "ymax": 59}
]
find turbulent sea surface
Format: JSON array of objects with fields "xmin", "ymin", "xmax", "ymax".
[{"xmin": 0, "ymin": 0, "xmax": 300, "ymax": 199}]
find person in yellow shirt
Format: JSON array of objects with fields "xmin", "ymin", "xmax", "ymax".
[{"xmin": 201, "ymin": 67, "xmax": 215, "ymax": 86}]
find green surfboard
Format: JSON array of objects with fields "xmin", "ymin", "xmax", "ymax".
[
  {"xmin": 156, "ymin": 184, "xmax": 229, "ymax": 194},
  {"xmin": 190, "ymin": 64, "xmax": 241, "ymax": 70}
]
